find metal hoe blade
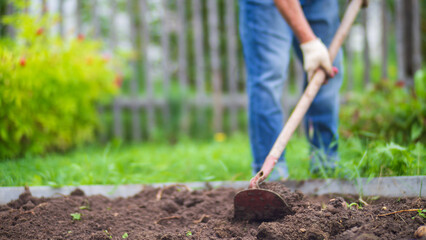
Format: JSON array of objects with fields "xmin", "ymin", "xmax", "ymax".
[{"xmin": 234, "ymin": 189, "xmax": 292, "ymax": 221}]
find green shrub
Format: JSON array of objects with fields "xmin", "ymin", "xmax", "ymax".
[
  {"xmin": 340, "ymin": 71, "xmax": 426, "ymax": 144},
  {"xmin": 0, "ymin": 10, "xmax": 118, "ymax": 159}
]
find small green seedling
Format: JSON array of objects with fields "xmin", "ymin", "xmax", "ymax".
[
  {"xmin": 80, "ymin": 199, "xmax": 91, "ymax": 210},
  {"xmin": 186, "ymin": 231, "xmax": 192, "ymax": 237},
  {"xmin": 122, "ymin": 232, "xmax": 129, "ymax": 239},
  {"xmin": 412, "ymin": 209, "xmax": 426, "ymax": 219},
  {"xmin": 347, "ymin": 202, "xmax": 362, "ymax": 210},
  {"xmin": 70, "ymin": 213, "xmax": 81, "ymax": 220},
  {"xmin": 67, "ymin": 231, "xmax": 72, "ymax": 234},
  {"xmin": 104, "ymin": 230, "xmax": 112, "ymax": 239}
]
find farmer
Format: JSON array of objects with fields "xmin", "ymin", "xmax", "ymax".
[{"xmin": 239, "ymin": 0, "xmax": 343, "ymax": 179}]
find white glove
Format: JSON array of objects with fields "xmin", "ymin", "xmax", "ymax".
[{"xmin": 300, "ymin": 38, "xmax": 333, "ymax": 81}]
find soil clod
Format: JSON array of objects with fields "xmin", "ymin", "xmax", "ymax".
[
  {"xmin": 70, "ymin": 188, "xmax": 85, "ymax": 196},
  {"xmin": 415, "ymin": 225, "xmax": 426, "ymax": 239}
]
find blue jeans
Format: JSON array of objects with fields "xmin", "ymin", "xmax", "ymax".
[{"xmin": 239, "ymin": 0, "xmax": 344, "ymax": 176}]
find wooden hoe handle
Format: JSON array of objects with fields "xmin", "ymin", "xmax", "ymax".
[{"xmin": 249, "ymin": 0, "xmax": 365, "ymax": 189}]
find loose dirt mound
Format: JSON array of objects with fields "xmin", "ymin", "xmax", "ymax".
[{"xmin": 0, "ymin": 182, "xmax": 424, "ymax": 239}]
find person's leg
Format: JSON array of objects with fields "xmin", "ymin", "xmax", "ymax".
[
  {"xmin": 292, "ymin": 0, "xmax": 344, "ymax": 173},
  {"xmin": 239, "ymin": 0, "xmax": 293, "ymax": 179}
]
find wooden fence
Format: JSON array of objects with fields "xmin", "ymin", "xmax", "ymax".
[
  {"xmin": 1, "ymin": 0, "xmax": 422, "ymax": 141},
  {"xmin": 111, "ymin": 0, "xmax": 253, "ymax": 140}
]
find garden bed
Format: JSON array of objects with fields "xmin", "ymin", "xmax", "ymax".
[{"xmin": 1, "ymin": 180, "xmax": 425, "ymax": 239}]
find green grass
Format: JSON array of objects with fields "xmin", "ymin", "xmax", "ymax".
[
  {"xmin": 337, "ymin": 138, "xmax": 425, "ymax": 179},
  {"xmin": 0, "ymin": 133, "xmax": 424, "ymax": 187},
  {"xmin": 0, "ymin": 133, "xmax": 307, "ymax": 186}
]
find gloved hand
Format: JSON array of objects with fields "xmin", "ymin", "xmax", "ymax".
[{"xmin": 300, "ymin": 38, "xmax": 335, "ymax": 81}]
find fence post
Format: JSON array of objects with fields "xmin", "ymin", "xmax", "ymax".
[
  {"xmin": 411, "ymin": 0, "xmax": 422, "ymax": 81},
  {"xmin": 42, "ymin": 0, "xmax": 47, "ymax": 15},
  {"xmin": 293, "ymin": 57, "xmax": 305, "ymax": 135},
  {"xmin": 109, "ymin": 0, "xmax": 117, "ymax": 50},
  {"xmin": 294, "ymin": 57, "xmax": 304, "ymax": 96},
  {"xmin": 395, "ymin": 0, "xmax": 421, "ymax": 89},
  {"xmin": 177, "ymin": 0, "xmax": 189, "ymax": 134},
  {"xmin": 127, "ymin": 0, "xmax": 142, "ymax": 141},
  {"xmin": 345, "ymin": 42, "xmax": 354, "ymax": 90},
  {"xmin": 140, "ymin": 0, "xmax": 155, "ymax": 138},
  {"xmin": 111, "ymin": 0, "xmax": 123, "ymax": 140},
  {"xmin": 92, "ymin": 0, "xmax": 100, "ymax": 38},
  {"xmin": 282, "ymin": 65, "xmax": 290, "ymax": 119},
  {"xmin": 241, "ymin": 61, "xmax": 247, "ymax": 111},
  {"xmin": 24, "ymin": 0, "xmax": 29, "ymax": 13},
  {"xmin": 395, "ymin": 0, "xmax": 405, "ymax": 83},
  {"xmin": 362, "ymin": 8, "xmax": 370, "ymax": 85},
  {"xmin": 91, "ymin": 0, "xmax": 106, "ymax": 142},
  {"xmin": 161, "ymin": 0, "xmax": 171, "ymax": 129},
  {"xmin": 58, "ymin": 0, "xmax": 64, "ymax": 38},
  {"xmin": 192, "ymin": 0, "xmax": 206, "ymax": 132},
  {"xmin": 225, "ymin": 0, "xmax": 238, "ymax": 132},
  {"xmin": 6, "ymin": 3, "xmax": 15, "ymax": 38},
  {"xmin": 192, "ymin": 0, "xmax": 207, "ymax": 132},
  {"xmin": 208, "ymin": 0, "xmax": 223, "ymax": 133},
  {"xmin": 113, "ymin": 99, "xmax": 123, "ymax": 139},
  {"xmin": 381, "ymin": 0, "xmax": 388, "ymax": 81},
  {"xmin": 76, "ymin": 0, "xmax": 82, "ymax": 36}
]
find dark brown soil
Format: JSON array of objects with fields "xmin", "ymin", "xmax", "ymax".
[{"xmin": 0, "ymin": 182, "xmax": 425, "ymax": 240}]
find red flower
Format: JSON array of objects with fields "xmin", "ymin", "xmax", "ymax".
[
  {"xmin": 19, "ymin": 57, "xmax": 26, "ymax": 67},
  {"xmin": 114, "ymin": 74, "xmax": 123, "ymax": 88},
  {"xmin": 395, "ymin": 80, "xmax": 405, "ymax": 88},
  {"xmin": 77, "ymin": 34, "xmax": 85, "ymax": 41},
  {"xmin": 36, "ymin": 28, "xmax": 44, "ymax": 36}
]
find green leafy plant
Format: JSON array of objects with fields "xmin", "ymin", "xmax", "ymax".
[
  {"xmin": 79, "ymin": 200, "xmax": 91, "ymax": 210},
  {"xmin": 347, "ymin": 202, "xmax": 363, "ymax": 210},
  {"xmin": 338, "ymin": 139, "xmax": 425, "ymax": 179},
  {"xmin": 340, "ymin": 73, "xmax": 426, "ymax": 144},
  {"xmin": 417, "ymin": 209, "xmax": 426, "ymax": 218},
  {"xmin": 104, "ymin": 230, "xmax": 112, "ymax": 239},
  {"xmin": 122, "ymin": 232, "xmax": 129, "ymax": 239},
  {"xmin": 70, "ymin": 213, "xmax": 81, "ymax": 221},
  {"xmin": 0, "ymin": 2, "xmax": 119, "ymax": 159},
  {"xmin": 412, "ymin": 209, "xmax": 426, "ymax": 219},
  {"xmin": 186, "ymin": 231, "xmax": 192, "ymax": 237}
]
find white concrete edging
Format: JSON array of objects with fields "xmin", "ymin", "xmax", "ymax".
[{"xmin": 0, "ymin": 176, "xmax": 424, "ymax": 204}]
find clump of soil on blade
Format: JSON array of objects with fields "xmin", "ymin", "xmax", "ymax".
[{"xmin": 0, "ymin": 182, "xmax": 424, "ymax": 239}]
